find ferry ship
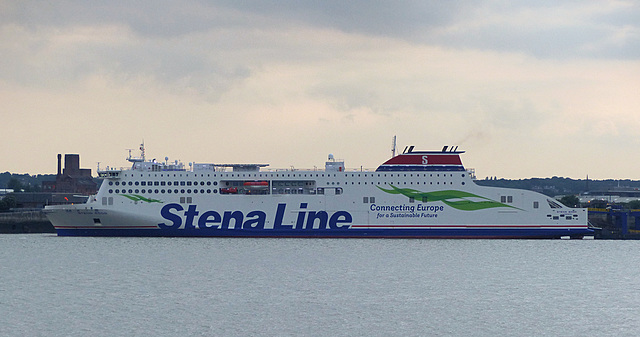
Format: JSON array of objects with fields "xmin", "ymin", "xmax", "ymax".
[{"xmin": 44, "ymin": 144, "xmax": 593, "ymax": 238}]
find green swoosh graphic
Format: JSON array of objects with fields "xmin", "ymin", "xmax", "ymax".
[
  {"xmin": 376, "ymin": 185, "xmax": 520, "ymax": 211},
  {"xmin": 121, "ymin": 194, "xmax": 163, "ymax": 203}
]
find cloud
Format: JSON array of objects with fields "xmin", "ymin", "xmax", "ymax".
[
  {"xmin": 424, "ymin": 0, "xmax": 640, "ymax": 59},
  {"xmin": 2, "ymin": 0, "xmax": 638, "ymax": 94},
  {"xmin": 5, "ymin": 1, "xmax": 638, "ymax": 59},
  {"xmin": 209, "ymin": 0, "xmax": 640, "ymax": 59},
  {"xmin": 213, "ymin": 0, "xmax": 465, "ymax": 36},
  {"xmin": 1, "ymin": 0, "xmax": 639, "ymax": 178},
  {"xmin": 1, "ymin": 1, "xmax": 226, "ymax": 36}
]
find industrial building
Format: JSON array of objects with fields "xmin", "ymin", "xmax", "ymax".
[{"xmin": 42, "ymin": 154, "xmax": 97, "ymax": 195}]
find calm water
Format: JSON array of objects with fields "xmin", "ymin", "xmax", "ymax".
[{"xmin": 1, "ymin": 235, "xmax": 640, "ymax": 336}]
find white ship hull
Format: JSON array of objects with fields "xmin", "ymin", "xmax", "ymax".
[{"xmin": 45, "ymin": 146, "xmax": 592, "ymax": 238}]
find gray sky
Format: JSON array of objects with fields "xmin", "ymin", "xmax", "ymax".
[{"xmin": 2, "ymin": 0, "xmax": 639, "ymax": 179}]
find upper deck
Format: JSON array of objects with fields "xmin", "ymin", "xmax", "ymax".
[{"xmin": 97, "ymin": 144, "xmax": 468, "ymax": 179}]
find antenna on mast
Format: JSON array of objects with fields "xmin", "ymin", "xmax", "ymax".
[
  {"xmin": 140, "ymin": 141, "xmax": 146, "ymax": 161},
  {"xmin": 126, "ymin": 140, "xmax": 146, "ymax": 163},
  {"xmin": 391, "ymin": 136, "xmax": 397, "ymax": 157}
]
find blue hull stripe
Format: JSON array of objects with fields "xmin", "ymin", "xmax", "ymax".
[{"xmin": 55, "ymin": 227, "xmax": 594, "ymax": 239}]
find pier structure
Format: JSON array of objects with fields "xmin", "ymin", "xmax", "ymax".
[{"xmin": 589, "ymin": 208, "xmax": 640, "ymax": 239}]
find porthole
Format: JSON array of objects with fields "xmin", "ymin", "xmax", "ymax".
[{"xmin": 109, "ymin": 189, "xmax": 113, "ymax": 193}]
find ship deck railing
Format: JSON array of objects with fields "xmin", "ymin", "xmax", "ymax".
[{"xmin": 98, "ymin": 166, "xmax": 477, "ymax": 175}]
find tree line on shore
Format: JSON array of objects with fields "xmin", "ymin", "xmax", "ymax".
[{"xmin": 0, "ymin": 172, "xmax": 55, "ymax": 193}]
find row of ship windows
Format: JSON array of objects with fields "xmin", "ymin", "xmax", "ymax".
[
  {"xmin": 501, "ymin": 196, "xmax": 514, "ymax": 203},
  {"xmin": 108, "ymin": 181, "xmax": 463, "ymax": 196},
  {"xmin": 110, "ymin": 180, "xmax": 464, "ymax": 187},
  {"xmin": 102, "ymin": 196, "xmax": 195, "ymax": 205},
  {"xmin": 108, "ymin": 188, "xmax": 340, "ymax": 195},
  {"xmin": 322, "ymin": 181, "xmax": 464, "ymax": 186},
  {"xmin": 110, "ymin": 181, "xmax": 217, "ymax": 187},
  {"xmin": 499, "ymin": 198, "xmax": 567, "ymax": 212},
  {"xmin": 121, "ymin": 172, "xmax": 466, "ymax": 179},
  {"xmin": 110, "ymin": 189, "xmax": 216, "ymax": 194},
  {"xmin": 548, "ymin": 214, "xmax": 579, "ymax": 220}
]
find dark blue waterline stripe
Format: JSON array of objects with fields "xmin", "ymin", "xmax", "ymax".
[{"xmin": 55, "ymin": 227, "xmax": 593, "ymax": 238}]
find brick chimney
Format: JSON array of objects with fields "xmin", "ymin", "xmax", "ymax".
[{"xmin": 57, "ymin": 154, "xmax": 62, "ymax": 176}]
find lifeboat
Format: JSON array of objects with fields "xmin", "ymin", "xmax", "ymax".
[
  {"xmin": 243, "ymin": 181, "xmax": 269, "ymax": 187},
  {"xmin": 220, "ymin": 187, "xmax": 238, "ymax": 194}
]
